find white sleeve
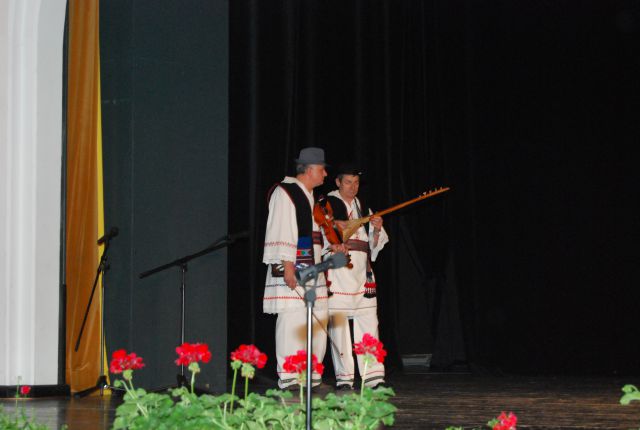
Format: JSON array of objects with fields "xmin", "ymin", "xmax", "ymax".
[
  {"xmin": 263, "ymin": 187, "xmax": 298, "ymax": 265},
  {"xmin": 368, "ymin": 208, "xmax": 389, "ymax": 262}
]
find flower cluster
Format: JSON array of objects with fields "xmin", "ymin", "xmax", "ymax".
[
  {"xmin": 229, "ymin": 344, "xmax": 268, "ymax": 410},
  {"xmin": 283, "ymin": 350, "xmax": 324, "ymax": 377},
  {"xmin": 14, "ymin": 377, "xmax": 31, "ymax": 398},
  {"xmin": 490, "ymin": 411, "xmax": 518, "ymax": 430},
  {"xmin": 283, "ymin": 350, "xmax": 324, "ymax": 404},
  {"xmin": 354, "ymin": 333, "xmax": 387, "ymax": 364},
  {"xmin": 230, "ymin": 344, "xmax": 267, "ymax": 381},
  {"xmin": 109, "ymin": 349, "xmax": 145, "ymax": 374},
  {"xmin": 175, "ymin": 342, "xmax": 212, "ymax": 366},
  {"xmin": 231, "ymin": 344, "xmax": 267, "ymax": 369}
]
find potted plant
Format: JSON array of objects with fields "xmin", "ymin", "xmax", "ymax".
[{"xmin": 110, "ymin": 334, "xmax": 396, "ymax": 429}]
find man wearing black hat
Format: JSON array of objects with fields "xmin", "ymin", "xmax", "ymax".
[
  {"xmin": 262, "ymin": 147, "xmax": 339, "ymax": 389},
  {"xmin": 324, "ymin": 164, "xmax": 389, "ymax": 390}
]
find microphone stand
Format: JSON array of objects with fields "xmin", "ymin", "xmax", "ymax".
[
  {"xmin": 295, "ymin": 252, "xmax": 348, "ymax": 430},
  {"xmin": 74, "ymin": 235, "xmax": 123, "ymax": 397},
  {"xmin": 138, "ymin": 232, "xmax": 247, "ymax": 392},
  {"xmin": 299, "ymin": 273, "xmax": 319, "ymax": 430}
]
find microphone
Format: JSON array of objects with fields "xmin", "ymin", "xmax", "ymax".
[
  {"xmin": 97, "ymin": 227, "xmax": 119, "ymax": 245},
  {"xmin": 295, "ymin": 252, "xmax": 348, "ymax": 284}
]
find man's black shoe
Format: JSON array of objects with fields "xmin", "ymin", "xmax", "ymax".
[{"xmin": 336, "ymin": 384, "xmax": 353, "ymax": 391}]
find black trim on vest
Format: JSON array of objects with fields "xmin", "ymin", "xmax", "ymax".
[{"xmin": 276, "ymin": 182, "xmax": 312, "ymax": 237}]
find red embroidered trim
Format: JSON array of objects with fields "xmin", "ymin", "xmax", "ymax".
[
  {"xmin": 263, "ymin": 296, "xmax": 329, "ymax": 300},
  {"xmin": 264, "ymin": 241, "xmax": 297, "ymax": 248},
  {"xmin": 331, "ymin": 291, "xmax": 365, "ymax": 296},
  {"xmin": 265, "ymin": 284, "xmax": 327, "ymax": 288}
]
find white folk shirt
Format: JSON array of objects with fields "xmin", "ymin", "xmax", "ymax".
[
  {"xmin": 326, "ymin": 190, "xmax": 389, "ymax": 316},
  {"xmin": 262, "ymin": 177, "xmax": 328, "ymax": 314}
]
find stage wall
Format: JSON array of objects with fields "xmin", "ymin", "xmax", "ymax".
[
  {"xmin": 0, "ymin": 0, "xmax": 66, "ymax": 387},
  {"xmin": 100, "ymin": 0, "xmax": 229, "ymax": 391}
]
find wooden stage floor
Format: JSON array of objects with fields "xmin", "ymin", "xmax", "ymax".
[{"xmin": 2, "ymin": 371, "xmax": 639, "ymax": 429}]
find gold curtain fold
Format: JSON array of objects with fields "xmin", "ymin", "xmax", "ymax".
[{"xmin": 66, "ymin": 0, "xmax": 105, "ymax": 393}]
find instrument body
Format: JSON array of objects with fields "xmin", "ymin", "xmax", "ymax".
[
  {"xmin": 313, "ymin": 198, "xmax": 353, "ymax": 268},
  {"xmin": 341, "ymin": 187, "xmax": 450, "ymax": 241}
]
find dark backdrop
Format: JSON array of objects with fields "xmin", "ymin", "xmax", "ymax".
[
  {"xmin": 100, "ymin": 0, "xmax": 229, "ymax": 390},
  {"xmin": 229, "ymin": 0, "xmax": 640, "ymax": 379}
]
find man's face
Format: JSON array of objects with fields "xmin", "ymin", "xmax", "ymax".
[
  {"xmin": 336, "ymin": 174, "xmax": 360, "ymax": 201},
  {"xmin": 307, "ymin": 164, "xmax": 327, "ymax": 188}
]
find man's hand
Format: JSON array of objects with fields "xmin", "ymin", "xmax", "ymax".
[
  {"xmin": 330, "ymin": 243, "xmax": 349, "ymax": 254},
  {"xmin": 370, "ymin": 215, "xmax": 383, "ymax": 232},
  {"xmin": 283, "ymin": 261, "xmax": 297, "ymax": 290}
]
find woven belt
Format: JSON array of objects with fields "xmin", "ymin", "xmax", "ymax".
[{"xmin": 345, "ymin": 239, "xmax": 368, "ymax": 253}]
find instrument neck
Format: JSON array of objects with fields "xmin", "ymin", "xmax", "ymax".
[{"xmin": 372, "ymin": 188, "xmax": 449, "ymax": 218}]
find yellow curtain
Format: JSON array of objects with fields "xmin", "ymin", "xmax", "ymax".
[{"xmin": 66, "ymin": 0, "xmax": 105, "ymax": 393}]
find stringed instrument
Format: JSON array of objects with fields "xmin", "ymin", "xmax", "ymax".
[
  {"xmin": 341, "ymin": 187, "xmax": 450, "ymax": 241},
  {"xmin": 313, "ymin": 197, "xmax": 353, "ymax": 269}
]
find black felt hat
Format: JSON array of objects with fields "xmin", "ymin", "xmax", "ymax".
[{"xmin": 335, "ymin": 163, "xmax": 363, "ymax": 177}]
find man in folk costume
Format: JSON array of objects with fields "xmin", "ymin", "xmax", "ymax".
[
  {"xmin": 324, "ymin": 164, "xmax": 389, "ymax": 390},
  {"xmin": 262, "ymin": 147, "xmax": 347, "ymax": 389}
]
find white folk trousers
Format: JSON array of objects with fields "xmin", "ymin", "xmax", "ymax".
[
  {"xmin": 275, "ymin": 307, "xmax": 328, "ymax": 389},
  {"xmin": 328, "ymin": 310, "xmax": 385, "ymax": 387}
]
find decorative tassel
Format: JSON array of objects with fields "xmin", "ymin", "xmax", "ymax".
[{"xmin": 364, "ymin": 272, "xmax": 376, "ymax": 298}]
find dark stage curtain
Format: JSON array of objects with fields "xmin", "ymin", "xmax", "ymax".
[
  {"xmin": 229, "ymin": 0, "xmax": 640, "ymax": 377},
  {"xmin": 229, "ymin": 0, "xmax": 470, "ymax": 377}
]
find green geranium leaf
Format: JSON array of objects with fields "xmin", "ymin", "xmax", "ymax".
[
  {"xmin": 171, "ymin": 386, "xmax": 189, "ymax": 397},
  {"xmin": 115, "ymin": 402, "xmax": 139, "ymax": 417},
  {"xmin": 265, "ymin": 388, "xmax": 293, "ymax": 399},
  {"xmin": 112, "ymin": 416, "xmax": 128, "ymax": 429}
]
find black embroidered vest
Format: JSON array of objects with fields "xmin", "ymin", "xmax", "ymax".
[{"xmin": 268, "ymin": 182, "xmax": 322, "ymax": 276}]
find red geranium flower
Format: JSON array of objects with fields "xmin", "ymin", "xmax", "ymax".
[
  {"xmin": 109, "ymin": 349, "xmax": 145, "ymax": 374},
  {"xmin": 353, "ymin": 333, "xmax": 387, "ymax": 363},
  {"xmin": 20, "ymin": 385, "xmax": 31, "ymax": 396},
  {"xmin": 283, "ymin": 350, "xmax": 324, "ymax": 375},
  {"xmin": 493, "ymin": 411, "xmax": 517, "ymax": 430},
  {"xmin": 175, "ymin": 342, "xmax": 212, "ymax": 366},
  {"xmin": 231, "ymin": 344, "xmax": 267, "ymax": 369}
]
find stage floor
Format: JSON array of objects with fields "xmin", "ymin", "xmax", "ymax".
[{"xmin": 1, "ymin": 372, "xmax": 639, "ymax": 429}]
